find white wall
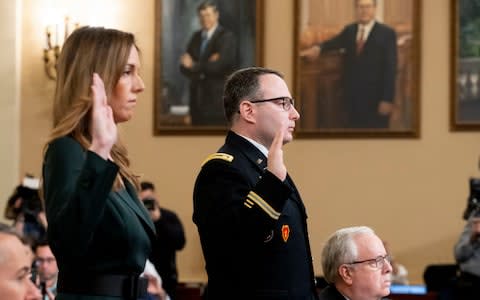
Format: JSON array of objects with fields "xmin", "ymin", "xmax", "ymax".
[
  {"xmin": 0, "ymin": 0, "xmax": 20, "ymax": 223},
  {"xmin": 15, "ymin": 0, "xmax": 480, "ymax": 284}
]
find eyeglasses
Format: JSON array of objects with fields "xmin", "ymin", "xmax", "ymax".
[
  {"xmin": 35, "ymin": 257, "xmax": 56, "ymax": 265},
  {"xmin": 348, "ymin": 254, "xmax": 391, "ymax": 269},
  {"xmin": 250, "ymin": 97, "xmax": 295, "ymax": 111}
]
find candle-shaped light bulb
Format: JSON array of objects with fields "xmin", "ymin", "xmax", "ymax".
[
  {"xmin": 46, "ymin": 26, "xmax": 52, "ymax": 49},
  {"xmin": 55, "ymin": 24, "xmax": 59, "ymax": 46},
  {"xmin": 45, "ymin": 27, "xmax": 49, "ymax": 49},
  {"xmin": 64, "ymin": 16, "xmax": 70, "ymax": 42}
]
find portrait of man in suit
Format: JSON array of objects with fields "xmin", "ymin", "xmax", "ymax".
[
  {"xmin": 298, "ymin": 0, "xmax": 419, "ymax": 134},
  {"xmin": 323, "ymin": 0, "xmax": 397, "ymax": 129},
  {"xmin": 155, "ymin": 0, "xmax": 260, "ymax": 131},
  {"xmin": 180, "ymin": 1, "xmax": 237, "ymax": 126}
]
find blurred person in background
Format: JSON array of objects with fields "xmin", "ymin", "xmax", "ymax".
[
  {"xmin": 4, "ymin": 175, "xmax": 47, "ymax": 244},
  {"xmin": 140, "ymin": 181, "xmax": 186, "ymax": 300},
  {"xmin": 33, "ymin": 240, "xmax": 58, "ymax": 299}
]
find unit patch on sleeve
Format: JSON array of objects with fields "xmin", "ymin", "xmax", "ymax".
[{"xmin": 281, "ymin": 224, "xmax": 290, "ymax": 243}]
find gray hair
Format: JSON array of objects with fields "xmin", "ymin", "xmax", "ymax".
[
  {"xmin": 321, "ymin": 226, "xmax": 375, "ymax": 283},
  {"xmin": 0, "ymin": 223, "xmax": 26, "ymax": 265}
]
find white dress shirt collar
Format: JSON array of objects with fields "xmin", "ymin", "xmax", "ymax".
[
  {"xmin": 203, "ymin": 24, "xmax": 218, "ymax": 40},
  {"xmin": 237, "ymin": 133, "xmax": 269, "ymax": 158},
  {"xmin": 357, "ymin": 20, "xmax": 376, "ymax": 40}
]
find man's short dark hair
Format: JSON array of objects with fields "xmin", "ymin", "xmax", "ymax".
[
  {"xmin": 140, "ymin": 181, "xmax": 155, "ymax": 192},
  {"xmin": 198, "ymin": 1, "xmax": 218, "ymax": 12},
  {"xmin": 223, "ymin": 67, "xmax": 284, "ymax": 123},
  {"xmin": 33, "ymin": 238, "xmax": 50, "ymax": 252}
]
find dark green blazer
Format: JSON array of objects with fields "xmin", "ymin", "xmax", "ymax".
[{"xmin": 43, "ymin": 136, "xmax": 155, "ymax": 299}]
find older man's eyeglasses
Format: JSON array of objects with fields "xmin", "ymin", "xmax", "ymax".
[
  {"xmin": 348, "ymin": 255, "xmax": 391, "ymax": 269},
  {"xmin": 250, "ymin": 97, "xmax": 295, "ymax": 111}
]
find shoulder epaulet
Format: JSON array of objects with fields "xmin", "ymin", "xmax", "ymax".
[{"xmin": 201, "ymin": 152, "xmax": 234, "ymax": 167}]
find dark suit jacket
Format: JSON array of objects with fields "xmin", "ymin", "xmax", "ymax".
[
  {"xmin": 193, "ymin": 131, "xmax": 318, "ymax": 300},
  {"xmin": 43, "ymin": 136, "xmax": 156, "ymax": 299},
  {"xmin": 149, "ymin": 207, "xmax": 186, "ymax": 299},
  {"xmin": 180, "ymin": 25, "xmax": 237, "ymax": 125},
  {"xmin": 321, "ymin": 21, "xmax": 397, "ymax": 128},
  {"xmin": 318, "ymin": 285, "xmax": 346, "ymax": 300}
]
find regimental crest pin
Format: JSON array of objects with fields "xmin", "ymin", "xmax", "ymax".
[{"xmin": 281, "ymin": 224, "xmax": 290, "ymax": 243}]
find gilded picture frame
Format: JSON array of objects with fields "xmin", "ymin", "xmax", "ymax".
[
  {"xmin": 294, "ymin": 0, "xmax": 421, "ymax": 138},
  {"xmin": 450, "ymin": 0, "xmax": 480, "ymax": 131},
  {"xmin": 153, "ymin": 0, "xmax": 264, "ymax": 135}
]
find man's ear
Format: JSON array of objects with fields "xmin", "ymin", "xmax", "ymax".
[
  {"xmin": 338, "ymin": 265, "xmax": 354, "ymax": 286},
  {"xmin": 238, "ymin": 100, "xmax": 256, "ymax": 124}
]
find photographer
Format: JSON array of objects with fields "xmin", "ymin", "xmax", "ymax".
[
  {"xmin": 140, "ymin": 181, "xmax": 186, "ymax": 300},
  {"xmin": 454, "ymin": 178, "xmax": 480, "ymax": 298},
  {"xmin": 4, "ymin": 176, "xmax": 47, "ymax": 244}
]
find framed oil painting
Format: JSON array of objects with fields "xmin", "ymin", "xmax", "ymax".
[
  {"xmin": 451, "ymin": 0, "xmax": 480, "ymax": 130},
  {"xmin": 154, "ymin": 0, "xmax": 263, "ymax": 135},
  {"xmin": 294, "ymin": 0, "xmax": 421, "ymax": 138}
]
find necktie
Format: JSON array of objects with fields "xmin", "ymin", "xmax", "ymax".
[
  {"xmin": 200, "ymin": 31, "xmax": 208, "ymax": 55},
  {"xmin": 356, "ymin": 27, "xmax": 365, "ymax": 55}
]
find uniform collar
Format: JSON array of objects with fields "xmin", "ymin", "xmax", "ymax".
[
  {"xmin": 236, "ymin": 133, "xmax": 269, "ymax": 158},
  {"xmin": 226, "ymin": 131, "xmax": 268, "ymax": 171}
]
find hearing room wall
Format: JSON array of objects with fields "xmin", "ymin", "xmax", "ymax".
[{"xmin": 0, "ymin": 0, "xmax": 473, "ymax": 284}]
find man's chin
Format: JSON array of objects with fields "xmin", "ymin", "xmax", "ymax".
[
  {"xmin": 283, "ymin": 136, "xmax": 293, "ymax": 144},
  {"xmin": 382, "ymin": 285, "xmax": 391, "ymax": 296}
]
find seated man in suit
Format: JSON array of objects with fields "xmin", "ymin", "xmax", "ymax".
[{"xmin": 319, "ymin": 226, "xmax": 392, "ymax": 300}]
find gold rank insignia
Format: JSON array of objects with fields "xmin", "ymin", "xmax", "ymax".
[
  {"xmin": 201, "ymin": 152, "xmax": 234, "ymax": 166},
  {"xmin": 282, "ymin": 224, "xmax": 290, "ymax": 242}
]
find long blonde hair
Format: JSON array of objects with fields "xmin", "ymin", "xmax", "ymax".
[{"xmin": 44, "ymin": 26, "xmax": 139, "ymax": 190}]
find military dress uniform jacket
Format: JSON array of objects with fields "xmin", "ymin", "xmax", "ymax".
[
  {"xmin": 43, "ymin": 137, "xmax": 156, "ymax": 300},
  {"xmin": 193, "ymin": 131, "xmax": 318, "ymax": 300}
]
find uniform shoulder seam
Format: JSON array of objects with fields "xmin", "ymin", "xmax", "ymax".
[{"xmin": 201, "ymin": 152, "xmax": 234, "ymax": 167}]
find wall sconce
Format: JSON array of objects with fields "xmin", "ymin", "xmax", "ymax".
[{"xmin": 43, "ymin": 16, "xmax": 79, "ymax": 80}]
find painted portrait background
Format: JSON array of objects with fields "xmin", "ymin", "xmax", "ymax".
[
  {"xmin": 295, "ymin": 0, "xmax": 420, "ymax": 137},
  {"xmin": 154, "ymin": 0, "xmax": 260, "ymax": 134},
  {"xmin": 451, "ymin": 0, "xmax": 480, "ymax": 130}
]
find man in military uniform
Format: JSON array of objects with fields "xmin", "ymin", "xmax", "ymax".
[{"xmin": 193, "ymin": 67, "xmax": 318, "ymax": 300}]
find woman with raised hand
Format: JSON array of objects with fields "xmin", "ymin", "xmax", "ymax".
[{"xmin": 42, "ymin": 26, "xmax": 155, "ymax": 300}]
